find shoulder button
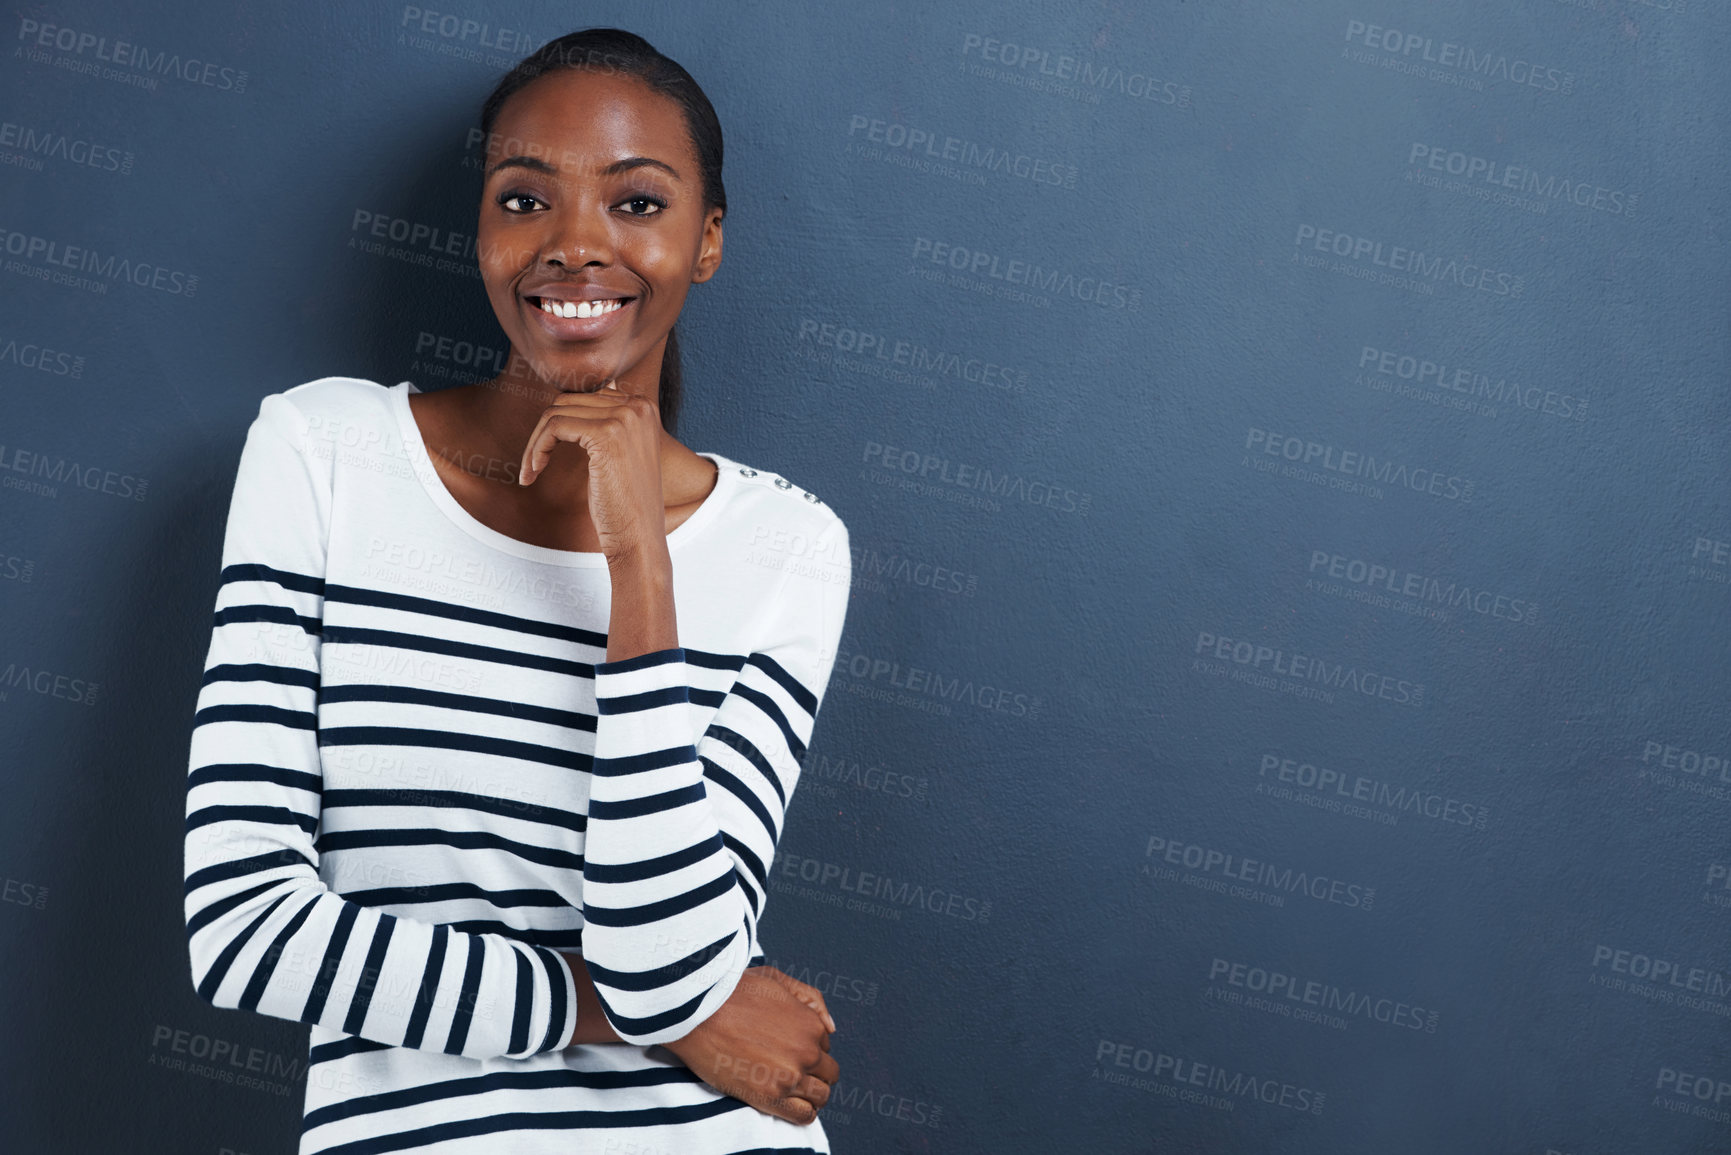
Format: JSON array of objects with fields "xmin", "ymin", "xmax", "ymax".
[
  {"xmin": 738, "ymin": 466, "xmax": 757, "ymax": 477},
  {"xmin": 773, "ymin": 476, "xmax": 792, "ymax": 490}
]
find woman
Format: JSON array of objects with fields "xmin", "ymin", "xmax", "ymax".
[{"xmin": 183, "ymin": 28, "xmax": 849, "ymax": 1154}]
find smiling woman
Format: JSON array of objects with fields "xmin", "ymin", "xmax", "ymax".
[{"xmin": 182, "ymin": 28, "xmax": 850, "ymax": 1155}]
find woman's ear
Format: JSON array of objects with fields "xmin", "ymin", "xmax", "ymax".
[{"xmin": 692, "ymin": 208, "xmax": 724, "ymax": 284}]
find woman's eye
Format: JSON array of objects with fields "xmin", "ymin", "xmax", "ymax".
[
  {"xmin": 619, "ymin": 196, "xmax": 665, "ymax": 217},
  {"xmin": 499, "ymin": 192, "xmax": 544, "ymax": 213}
]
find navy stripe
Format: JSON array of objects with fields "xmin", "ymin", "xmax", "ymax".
[
  {"xmin": 592, "ymin": 646, "xmax": 687, "ymax": 675},
  {"xmin": 187, "ymin": 763, "xmax": 321, "ymax": 795},
  {"xmin": 596, "ymin": 682, "xmax": 690, "ymax": 713},
  {"xmin": 187, "ymin": 804, "xmax": 317, "ymax": 836},
  {"xmin": 301, "ymin": 1064, "xmax": 708, "ymax": 1133},
  {"xmin": 302, "ymin": 902, "xmax": 360, "ymax": 1023},
  {"xmin": 184, "ymin": 848, "xmax": 312, "ymax": 897},
  {"xmin": 342, "ymin": 883, "xmax": 570, "ymax": 910},
  {"xmin": 534, "ymin": 946, "xmax": 569, "ymax": 1054},
  {"xmin": 583, "ymin": 868, "xmax": 738, "ymax": 929},
  {"xmin": 590, "ymin": 744, "xmax": 697, "ymax": 778},
  {"xmin": 583, "ymin": 833, "xmax": 724, "ymax": 885},
  {"xmin": 719, "ymin": 831, "xmax": 768, "ymax": 896},
  {"xmin": 507, "ymin": 943, "xmax": 533, "ymax": 1055},
  {"xmin": 318, "ymin": 829, "xmax": 582, "ymax": 872},
  {"xmin": 323, "ymin": 788, "xmax": 585, "ymax": 831},
  {"xmin": 320, "ymin": 683, "xmax": 594, "ymax": 731},
  {"xmin": 586, "ymin": 783, "xmax": 706, "ymax": 821},
  {"xmin": 343, "ymin": 913, "xmax": 397, "ymax": 1035},
  {"xmin": 732, "ymin": 682, "xmax": 807, "ymax": 769},
  {"xmin": 319, "ymin": 726, "xmax": 587, "ymax": 772},
  {"xmin": 220, "ymin": 563, "xmax": 325, "ymax": 595},
  {"xmin": 322, "ymin": 625, "xmax": 590, "ymax": 677},
  {"xmin": 185, "ymin": 877, "xmax": 282, "ymax": 940},
  {"xmin": 326, "ymin": 582, "xmax": 605, "ymax": 647},
  {"xmin": 590, "ymin": 982, "xmax": 717, "ymax": 1039},
  {"xmin": 311, "ymin": 1093, "xmax": 749, "ymax": 1155},
  {"xmin": 196, "ymin": 893, "xmax": 290, "ymax": 1003},
  {"xmin": 201, "ymin": 662, "xmax": 320, "ymax": 690},
  {"xmin": 240, "ymin": 893, "xmax": 319, "ymax": 1011},
  {"xmin": 194, "ymin": 703, "xmax": 317, "ymax": 730},
  {"xmin": 701, "ymin": 758, "xmax": 780, "ymax": 845},
  {"xmin": 214, "ymin": 605, "xmax": 323, "ymax": 634},
  {"xmin": 402, "ymin": 924, "xmax": 449, "ymax": 1050},
  {"xmin": 308, "ymin": 1035, "xmax": 392, "ymax": 1065},
  {"xmin": 702, "ymin": 716, "xmax": 792, "ymax": 810},
  {"xmin": 748, "ymin": 649, "xmax": 818, "ymax": 715},
  {"xmin": 444, "ymin": 935, "xmax": 486, "ymax": 1054},
  {"xmin": 442, "ymin": 922, "xmax": 583, "ymax": 950},
  {"xmin": 583, "ymin": 929, "xmax": 738, "ymax": 993}
]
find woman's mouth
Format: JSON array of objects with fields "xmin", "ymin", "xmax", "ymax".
[
  {"xmin": 532, "ymin": 296, "xmax": 629, "ymax": 319},
  {"xmin": 523, "ymin": 294, "xmax": 636, "ymax": 338}
]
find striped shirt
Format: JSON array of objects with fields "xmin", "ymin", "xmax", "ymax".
[{"xmin": 182, "ymin": 377, "xmax": 851, "ymax": 1154}]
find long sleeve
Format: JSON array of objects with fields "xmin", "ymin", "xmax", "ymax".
[
  {"xmin": 183, "ymin": 391, "xmax": 578, "ymax": 1061},
  {"xmin": 580, "ymin": 517, "xmax": 851, "ymax": 1045}
]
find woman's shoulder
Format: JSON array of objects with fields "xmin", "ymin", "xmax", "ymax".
[
  {"xmin": 709, "ymin": 450, "xmax": 848, "ymax": 540},
  {"xmin": 267, "ymin": 375, "xmax": 398, "ymax": 422}
]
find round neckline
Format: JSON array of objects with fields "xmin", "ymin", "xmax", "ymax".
[{"xmin": 388, "ymin": 379, "xmax": 734, "ymax": 569}]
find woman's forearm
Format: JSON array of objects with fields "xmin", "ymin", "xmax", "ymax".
[
  {"xmin": 561, "ymin": 952, "xmax": 626, "ymax": 1045},
  {"xmin": 604, "ymin": 547, "xmax": 678, "ymax": 662}
]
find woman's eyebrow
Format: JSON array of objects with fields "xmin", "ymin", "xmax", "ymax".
[{"xmin": 484, "ymin": 154, "xmax": 684, "ymax": 181}]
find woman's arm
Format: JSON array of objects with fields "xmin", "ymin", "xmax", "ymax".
[
  {"xmin": 517, "ymin": 387, "xmax": 851, "ymax": 1063},
  {"xmin": 579, "ymin": 531, "xmax": 851, "ymax": 1046},
  {"xmin": 184, "ymin": 389, "xmax": 578, "ymax": 1061}
]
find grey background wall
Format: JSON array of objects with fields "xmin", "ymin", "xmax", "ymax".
[{"xmin": 2, "ymin": 1, "xmax": 1727, "ymax": 1151}]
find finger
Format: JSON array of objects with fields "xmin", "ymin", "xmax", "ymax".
[
  {"xmin": 811, "ymin": 1050, "xmax": 839, "ymax": 1086},
  {"xmin": 777, "ymin": 974, "xmax": 837, "ymax": 1033},
  {"xmin": 518, "ymin": 410, "xmax": 615, "ymax": 485},
  {"xmin": 767, "ymin": 1095, "xmax": 818, "ymax": 1126},
  {"xmin": 793, "ymin": 1074, "xmax": 832, "ymax": 1110}
]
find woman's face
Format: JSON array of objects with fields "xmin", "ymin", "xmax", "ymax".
[{"xmin": 477, "ymin": 67, "xmax": 722, "ymax": 395}]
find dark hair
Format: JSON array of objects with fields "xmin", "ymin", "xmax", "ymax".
[{"xmin": 479, "ymin": 28, "xmax": 726, "ymax": 435}]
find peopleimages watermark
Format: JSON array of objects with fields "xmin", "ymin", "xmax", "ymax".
[
  {"xmin": 1257, "ymin": 752, "xmax": 1490, "ymax": 832},
  {"xmin": 910, "ymin": 237, "xmax": 1141, "ymax": 309},
  {"xmin": 1590, "ymin": 944, "xmax": 1731, "ymax": 1017},
  {"xmin": 0, "ymin": 334, "xmax": 85, "ymax": 379},
  {"xmin": 797, "ymin": 317, "xmax": 1029, "ymax": 394},
  {"xmin": 1092, "ymin": 1039, "xmax": 1326, "ymax": 1114},
  {"xmin": 1244, "ymin": 427, "xmax": 1474, "ymax": 504},
  {"xmin": 832, "ymin": 640, "xmax": 1039, "ymax": 721},
  {"xmin": 0, "ymin": 439, "xmax": 153, "ymax": 498},
  {"xmin": 1307, "ymin": 548, "xmax": 1539, "ymax": 626},
  {"xmin": 16, "ymin": 17, "xmax": 250, "ymax": 93},
  {"xmin": 1206, "ymin": 956, "xmax": 1440, "ymax": 1034},
  {"xmin": 0, "ymin": 119, "xmax": 133, "ymax": 175},
  {"xmin": 959, "ymin": 34, "xmax": 1192, "ymax": 109},
  {"xmin": 1144, "ymin": 834, "xmax": 1377, "ymax": 912},
  {"xmin": 1, "ymin": 226, "xmax": 198, "ymax": 296},
  {"xmin": 1341, "ymin": 18, "xmax": 1575, "ymax": 96},
  {"xmin": 846, "ymin": 114, "xmax": 1077, "ymax": 189},
  {"xmin": 1293, "ymin": 224, "xmax": 1525, "ymax": 298},
  {"xmin": 1193, "ymin": 628, "xmax": 1425, "ymax": 709},
  {"xmin": 1356, "ymin": 344, "xmax": 1586, "ymax": 424},
  {"xmin": 861, "ymin": 439, "xmax": 1091, "ymax": 517},
  {"xmin": 1407, "ymin": 143, "xmax": 1636, "ymax": 219}
]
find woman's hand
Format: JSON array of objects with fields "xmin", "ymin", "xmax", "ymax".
[
  {"xmin": 660, "ymin": 966, "xmax": 841, "ymax": 1125},
  {"xmin": 516, "ymin": 380, "xmax": 665, "ymax": 565}
]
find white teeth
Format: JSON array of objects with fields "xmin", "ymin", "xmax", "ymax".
[{"xmin": 538, "ymin": 298, "xmax": 624, "ymax": 319}]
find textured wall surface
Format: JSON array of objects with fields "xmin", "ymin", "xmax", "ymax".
[{"xmin": 2, "ymin": 1, "xmax": 1727, "ymax": 1152}]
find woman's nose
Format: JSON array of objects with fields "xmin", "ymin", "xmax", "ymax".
[{"xmin": 540, "ymin": 196, "xmax": 613, "ymax": 269}]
